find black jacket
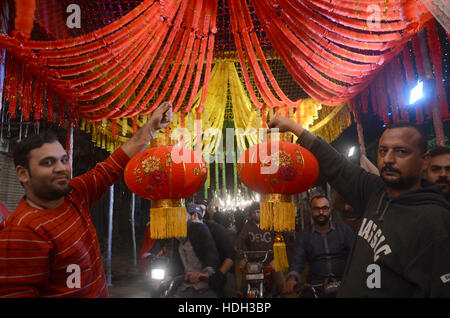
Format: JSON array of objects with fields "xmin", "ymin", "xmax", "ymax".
[
  {"xmin": 289, "ymin": 221, "xmax": 355, "ymax": 284},
  {"xmin": 205, "ymin": 220, "xmax": 237, "ymax": 265},
  {"xmin": 161, "ymin": 222, "xmax": 220, "ymax": 277},
  {"xmin": 299, "ymin": 130, "xmax": 450, "ymax": 297},
  {"xmin": 185, "ymin": 221, "xmax": 220, "ymax": 271}
]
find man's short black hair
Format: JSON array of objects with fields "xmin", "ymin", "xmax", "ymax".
[
  {"xmin": 195, "ymin": 199, "xmax": 207, "ymax": 206},
  {"xmin": 428, "ymin": 146, "xmax": 450, "ymax": 158},
  {"xmin": 385, "ymin": 121, "xmax": 428, "ymax": 155},
  {"xmin": 186, "ymin": 202, "xmax": 203, "ymax": 220},
  {"xmin": 244, "ymin": 201, "xmax": 260, "ymax": 215},
  {"xmin": 309, "ymin": 190, "xmax": 330, "ymax": 206},
  {"xmin": 13, "ymin": 130, "xmax": 61, "ymax": 169}
]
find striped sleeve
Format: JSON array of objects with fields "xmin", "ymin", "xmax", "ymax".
[
  {"xmin": 70, "ymin": 147, "xmax": 131, "ymax": 208},
  {"xmin": 0, "ymin": 225, "xmax": 52, "ymax": 298}
]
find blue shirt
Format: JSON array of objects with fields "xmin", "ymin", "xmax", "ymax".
[{"xmin": 288, "ymin": 221, "xmax": 355, "ymax": 285}]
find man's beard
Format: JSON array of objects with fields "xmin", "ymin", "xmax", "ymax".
[
  {"xmin": 435, "ymin": 176, "xmax": 450, "ymax": 200},
  {"xmin": 312, "ymin": 215, "xmax": 330, "ymax": 226},
  {"xmin": 381, "ymin": 166, "xmax": 419, "ymax": 190},
  {"xmin": 30, "ymin": 176, "xmax": 72, "ymax": 201},
  {"xmin": 35, "ymin": 184, "xmax": 72, "ymax": 201}
]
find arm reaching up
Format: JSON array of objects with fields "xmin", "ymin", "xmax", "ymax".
[
  {"xmin": 267, "ymin": 115, "xmax": 305, "ymax": 138},
  {"xmin": 121, "ymin": 101, "xmax": 173, "ymax": 158},
  {"xmin": 268, "ymin": 115, "xmax": 382, "ymax": 218},
  {"xmin": 69, "ymin": 101, "xmax": 174, "ymax": 206}
]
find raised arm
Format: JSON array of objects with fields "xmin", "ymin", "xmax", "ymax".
[
  {"xmin": 121, "ymin": 101, "xmax": 173, "ymax": 158},
  {"xmin": 268, "ymin": 115, "xmax": 383, "ymax": 217},
  {"xmin": 70, "ymin": 102, "xmax": 173, "ymax": 207}
]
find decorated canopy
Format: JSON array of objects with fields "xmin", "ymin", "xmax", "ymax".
[{"xmin": 0, "ymin": 0, "xmax": 439, "ymax": 120}]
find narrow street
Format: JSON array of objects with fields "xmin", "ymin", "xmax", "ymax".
[{"xmin": 107, "ymin": 251, "xmax": 150, "ymax": 298}]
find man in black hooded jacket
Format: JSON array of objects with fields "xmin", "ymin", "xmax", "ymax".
[{"xmin": 268, "ymin": 117, "xmax": 450, "ymax": 297}]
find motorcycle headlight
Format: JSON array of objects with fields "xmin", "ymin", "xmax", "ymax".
[
  {"xmin": 246, "ymin": 262, "xmax": 262, "ymax": 274},
  {"xmin": 151, "ymin": 268, "xmax": 165, "ymax": 280}
]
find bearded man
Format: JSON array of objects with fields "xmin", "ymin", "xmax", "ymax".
[
  {"xmin": 424, "ymin": 146, "xmax": 450, "ymax": 204},
  {"xmin": 283, "ymin": 192, "xmax": 355, "ymax": 297},
  {"xmin": 270, "ymin": 117, "xmax": 450, "ymax": 298},
  {"xmin": 0, "ymin": 102, "xmax": 173, "ymax": 298}
]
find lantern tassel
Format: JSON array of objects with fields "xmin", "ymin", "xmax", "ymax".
[
  {"xmin": 273, "ymin": 234, "xmax": 289, "ymax": 272},
  {"xmin": 150, "ymin": 200, "xmax": 187, "ymax": 239},
  {"xmin": 260, "ymin": 194, "xmax": 295, "ymax": 232}
]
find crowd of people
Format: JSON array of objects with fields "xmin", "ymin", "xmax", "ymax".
[{"xmin": 0, "ymin": 101, "xmax": 449, "ymax": 298}]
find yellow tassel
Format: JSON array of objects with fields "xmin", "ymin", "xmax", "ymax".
[
  {"xmin": 150, "ymin": 199, "xmax": 187, "ymax": 239},
  {"xmin": 260, "ymin": 194, "xmax": 295, "ymax": 232},
  {"xmin": 91, "ymin": 124, "xmax": 96, "ymax": 142},
  {"xmin": 260, "ymin": 201, "xmax": 274, "ymax": 231},
  {"xmin": 122, "ymin": 117, "xmax": 128, "ymax": 136},
  {"xmin": 273, "ymin": 234, "xmax": 289, "ymax": 272}
]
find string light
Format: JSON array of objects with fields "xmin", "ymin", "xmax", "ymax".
[{"xmin": 215, "ymin": 188, "xmax": 260, "ymax": 212}]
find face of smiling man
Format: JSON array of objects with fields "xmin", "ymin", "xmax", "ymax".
[{"xmin": 16, "ymin": 141, "xmax": 72, "ymax": 203}]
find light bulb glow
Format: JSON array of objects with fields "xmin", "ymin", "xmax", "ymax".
[{"xmin": 409, "ymin": 80, "xmax": 424, "ymax": 105}]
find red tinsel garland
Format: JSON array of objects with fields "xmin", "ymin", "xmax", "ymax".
[
  {"xmin": 195, "ymin": 0, "xmax": 217, "ymax": 114},
  {"xmin": 0, "ymin": 0, "xmax": 435, "ymax": 125},
  {"xmin": 392, "ymin": 56, "xmax": 409, "ymax": 121},
  {"xmin": 304, "ymin": 0, "xmax": 404, "ymax": 22},
  {"xmin": 303, "ymin": 0, "xmax": 407, "ymax": 32},
  {"xmin": 230, "ymin": 0, "xmax": 281, "ymax": 108},
  {"xmin": 361, "ymin": 88, "xmax": 370, "ymax": 114},
  {"xmin": 426, "ymin": 20, "xmax": 450, "ymax": 121},
  {"xmin": 184, "ymin": 0, "xmax": 216, "ymax": 113},
  {"xmin": 376, "ymin": 75, "xmax": 390, "ymax": 125},
  {"xmin": 13, "ymin": 0, "xmax": 36, "ymax": 40},
  {"xmin": 26, "ymin": 0, "xmax": 157, "ymax": 50},
  {"xmin": 369, "ymin": 83, "xmax": 378, "ymax": 117},
  {"xmin": 231, "ymin": 0, "xmax": 300, "ymax": 108},
  {"xmin": 115, "ymin": 1, "xmax": 189, "ymax": 118}
]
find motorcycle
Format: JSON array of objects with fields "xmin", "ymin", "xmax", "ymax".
[
  {"xmin": 143, "ymin": 253, "xmax": 184, "ymax": 298},
  {"xmin": 293, "ymin": 277, "xmax": 341, "ymax": 298},
  {"xmin": 294, "ymin": 283, "xmax": 322, "ymax": 298},
  {"xmin": 238, "ymin": 250, "xmax": 275, "ymax": 298}
]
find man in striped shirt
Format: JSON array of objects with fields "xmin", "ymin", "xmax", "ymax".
[{"xmin": 0, "ymin": 102, "xmax": 173, "ymax": 298}]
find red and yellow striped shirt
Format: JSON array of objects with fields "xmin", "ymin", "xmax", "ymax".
[{"xmin": 0, "ymin": 147, "xmax": 130, "ymax": 298}]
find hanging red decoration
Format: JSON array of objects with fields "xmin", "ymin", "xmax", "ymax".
[
  {"xmin": 426, "ymin": 20, "xmax": 450, "ymax": 120},
  {"xmin": 124, "ymin": 137, "xmax": 208, "ymax": 239},
  {"xmin": 237, "ymin": 132, "xmax": 319, "ymax": 272},
  {"xmin": 237, "ymin": 133, "xmax": 319, "ymax": 232},
  {"xmin": 13, "ymin": 0, "xmax": 36, "ymax": 40}
]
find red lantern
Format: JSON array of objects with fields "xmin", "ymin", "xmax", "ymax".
[
  {"xmin": 237, "ymin": 133, "xmax": 319, "ymax": 232},
  {"xmin": 124, "ymin": 137, "xmax": 207, "ymax": 239}
]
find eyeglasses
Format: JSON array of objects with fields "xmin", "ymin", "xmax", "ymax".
[{"xmin": 311, "ymin": 206, "xmax": 330, "ymax": 212}]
